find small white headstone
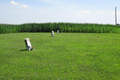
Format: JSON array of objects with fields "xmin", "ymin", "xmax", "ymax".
[
  {"xmin": 24, "ymin": 38, "xmax": 33, "ymax": 51},
  {"xmin": 52, "ymin": 31, "xmax": 54, "ymax": 37},
  {"xmin": 57, "ymin": 30, "xmax": 59, "ymax": 34}
]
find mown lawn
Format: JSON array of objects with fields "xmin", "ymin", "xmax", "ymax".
[{"xmin": 0, "ymin": 33, "xmax": 120, "ymax": 80}]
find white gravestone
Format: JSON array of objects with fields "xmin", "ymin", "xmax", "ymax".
[
  {"xmin": 24, "ymin": 38, "xmax": 33, "ymax": 51},
  {"xmin": 52, "ymin": 31, "xmax": 54, "ymax": 37},
  {"xmin": 57, "ymin": 30, "xmax": 59, "ymax": 34}
]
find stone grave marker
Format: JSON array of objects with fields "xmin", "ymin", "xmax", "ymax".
[
  {"xmin": 57, "ymin": 30, "xmax": 59, "ymax": 34},
  {"xmin": 24, "ymin": 38, "xmax": 33, "ymax": 51},
  {"xmin": 52, "ymin": 31, "xmax": 54, "ymax": 37}
]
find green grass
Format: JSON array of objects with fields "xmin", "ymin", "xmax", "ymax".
[{"xmin": 0, "ymin": 33, "xmax": 120, "ymax": 80}]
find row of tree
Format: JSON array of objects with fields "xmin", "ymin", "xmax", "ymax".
[{"xmin": 0, "ymin": 23, "xmax": 120, "ymax": 33}]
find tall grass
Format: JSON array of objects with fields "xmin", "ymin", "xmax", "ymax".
[{"xmin": 0, "ymin": 23, "xmax": 120, "ymax": 33}]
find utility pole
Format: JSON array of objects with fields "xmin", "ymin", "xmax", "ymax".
[{"xmin": 115, "ymin": 7, "xmax": 117, "ymax": 25}]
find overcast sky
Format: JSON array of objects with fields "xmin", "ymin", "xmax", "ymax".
[{"xmin": 0, "ymin": 0, "xmax": 120, "ymax": 24}]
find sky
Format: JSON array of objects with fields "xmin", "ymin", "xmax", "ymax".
[{"xmin": 0, "ymin": 0, "xmax": 120, "ymax": 24}]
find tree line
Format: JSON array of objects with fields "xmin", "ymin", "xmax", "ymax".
[{"xmin": 0, "ymin": 23, "xmax": 120, "ymax": 34}]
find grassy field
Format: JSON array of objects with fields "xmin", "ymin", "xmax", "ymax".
[{"xmin": 0, "ymin": 33, "xmax": 120, "ymax": 80}]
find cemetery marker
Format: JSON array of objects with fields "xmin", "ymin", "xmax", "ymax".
[
  {"xmin": 24, "ymin": 38, "xmax": 33, "ymax": 51},
  {"xmin": 57, "ymin": 30, "xmax": 59, "ymax": 34},
  {"xmin": 52, "ymin": 31, "xmax": 54, "ymax": 37}
]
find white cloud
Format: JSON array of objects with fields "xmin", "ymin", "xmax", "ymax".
[
  {"xmin": 10, "ymin": 1, "xmax": 28, "ymax": 8},
  {"xmin": 22, "ymin": 4, "xmax": 28, "ymax": 8},
  {"xmin": 10, "ymin": 1, "xmax": 19, "ymax": 5}
]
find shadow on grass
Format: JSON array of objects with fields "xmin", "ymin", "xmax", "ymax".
[{"xmin": 20, "ymin": 49, "xmax": 27, "ymax": 51}]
